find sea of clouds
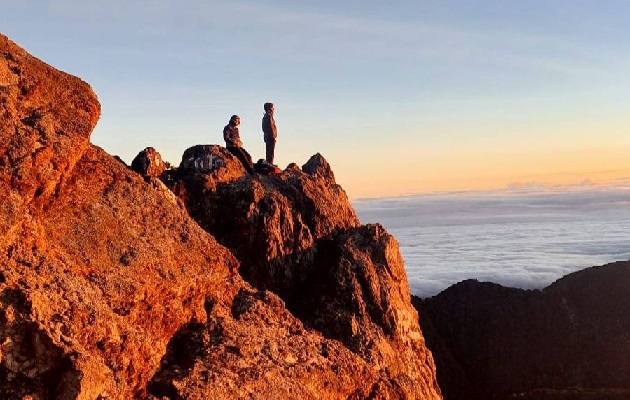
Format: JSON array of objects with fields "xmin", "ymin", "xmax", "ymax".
[{"xmin": 354, "ymin": 181, "xmax": 630, "ymax": 298}]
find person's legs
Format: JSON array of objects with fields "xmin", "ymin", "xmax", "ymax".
[
  {"xmin": 227, "ymin": 146, "xmax": 254, "ymax": 173},
  {"xmin": 241, "ymin": 147, "xmax": 254, "ymax": 169},
  {"xmin": 265, "ymin": 139, "xmax": 276, "ymax": 164}
]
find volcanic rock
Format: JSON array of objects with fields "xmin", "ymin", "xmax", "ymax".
[
  {"xmin": 130, "ymin": 147, "xmax": 167, "ymax": 178},
  {"xmin": 1, "ymin": 33, "xmax": 442, "ymax": 399},
  {"xmin": 165, "ymin": 146, "xmax": 441, "ymax": 398},
  {"xmin": 416, "ymin": 260, "xmax": 630, "ymax": 400},
  {"xmin": 0, "ymin": 33, "xmax": 241, "ymax": 398}
]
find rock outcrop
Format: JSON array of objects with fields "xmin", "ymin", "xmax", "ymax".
[
  {"xmin": 166, "ymin": 150, "xmax": 361, "ymax": 298},
  {"xmin": 416, "ymin": 260, "xmax": 630, "ymax": 400},
  {"xmin": 164, "ymin": 146, "xmax": 441, "ymax": 399},
  {"xmin": 0, "ymin": 34, "xmax": 442, "ymax": 399},
  {"xmin": 1, "ymin": 33, "xmax": 237, "ymax": 398},
  {"xmin": 131, "ymin": 147, "xmax": 167, "ymax": 178}
]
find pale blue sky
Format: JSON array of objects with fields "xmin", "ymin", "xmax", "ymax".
[{"xmin": 3, "ymin": 1, "xmax": 630, "ymax": 198}]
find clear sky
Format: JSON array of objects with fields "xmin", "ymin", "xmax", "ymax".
[{"xmin": 3, "ymin": 0, "xmax": 630, "ymax": 199}]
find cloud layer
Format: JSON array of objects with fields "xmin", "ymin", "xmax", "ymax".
[{"xmin": 355, "ymin": 183, "xmax": 630, "ymax": 297}]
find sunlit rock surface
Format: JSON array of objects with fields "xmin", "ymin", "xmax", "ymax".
[
  {"xmin": 0, "ymin": 33, "xmax": 442, "ymax": 399},
  {"xmin": 163, "ymin": 146, "xmax": 441, "ymax": 399}
]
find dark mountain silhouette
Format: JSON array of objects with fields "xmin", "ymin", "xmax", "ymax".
[{"xmin": 415, "ymin": 260, "xmax": 630, "ymax": 400}]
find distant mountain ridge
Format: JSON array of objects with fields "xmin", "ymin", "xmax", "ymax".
[{"xmin": 415, "ymin": 260, "xmax": 630, "ymax": 400}]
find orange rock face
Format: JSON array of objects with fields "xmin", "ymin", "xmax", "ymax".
[
  {"xmin": 165, "ymin": 149, "xmax": 441, "ymax": 399},
  {"xmin": 0, "ymin": 33, "xmax": 442, "ymax": 399}
]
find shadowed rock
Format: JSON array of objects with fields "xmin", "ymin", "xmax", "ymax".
[
  {"xmin": 131, "ymin": 147, "xmax": 167, "ymax": 177},
  {"xmin": 416, "ymin": 260, "xmax": 630, "ymax": 400},
  {"xmin": 166, "ymin": 145, "xmax": 442, "ymax": 399},
  {"xmin": 302, "ymin": 152, "xmax": 336, "ymax": 183}
]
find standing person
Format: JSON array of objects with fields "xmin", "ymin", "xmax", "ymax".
[
  {"xmin": 223, "ymin": 115, "xmax": 254, "ymax": 173},
  {"xmin": 262, "ymin": 102, "xmax": 278, "ymax": 165}
]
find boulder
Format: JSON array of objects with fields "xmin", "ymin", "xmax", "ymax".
[{"xmin": 130, "ymin": 147, "xmax": 167, "ymax": 177}]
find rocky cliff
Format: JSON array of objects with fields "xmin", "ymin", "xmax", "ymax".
[
  {"xmin": 161, "ymin": 145, "xmax": 440, "ymax": 399},
  {"xmin": 0, "ymin": 34, "xmax": 441, "ymax": 399},
  {"xmin": 416, "ymin": 260, "xmax": 630, "ymax": 400}
]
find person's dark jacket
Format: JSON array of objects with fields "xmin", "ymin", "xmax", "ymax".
[
  {"xmin": 262, "ymin": 113, "xmax": 277, "ymax": 142},
  {"xmin": 223, "ymin": 123, "xmax": 242, "ymax": 147}
]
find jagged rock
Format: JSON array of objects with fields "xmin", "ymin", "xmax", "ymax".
[
  {"xmin": 167, "ymin": 147, "xmax": 442, "ymax": 399},
  {"xmin": 130, "ymin": 147, "xmax": 167, "ymax": 177},
  {"xmin": 302, "ymin": 152, "xmax": 336, "ymax": 184},
  {"xmin": 1, "ymin": 34, "xmax": 442, "ymax": 399},
  {"xmin": 291, "ymin": 224, "xmax": 441, "ymax": 398},
  {"xmin": 415, "ymin": 260, "xmax": 630, "ymax": 400},
  {"xmin": 147, "ymin": 288, "xmax": 380, "ymax": 400},
  {"xmin": 165, "ymin": 149, "xmax": 362, "ymax": 297}
]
